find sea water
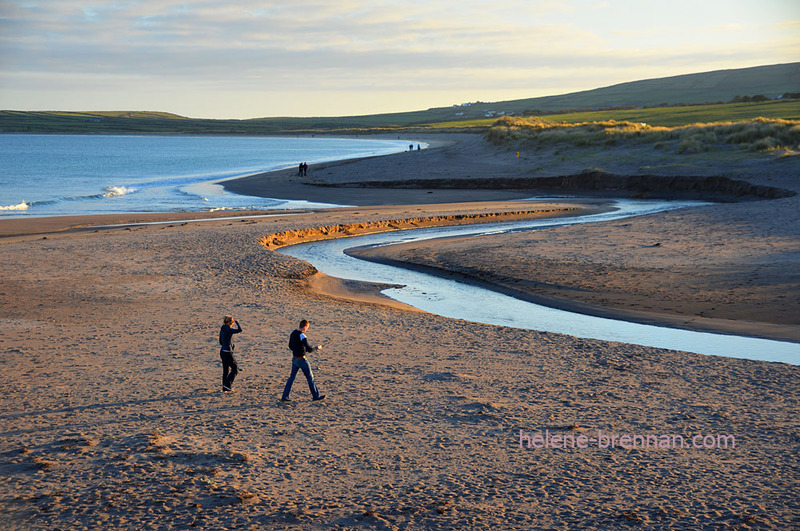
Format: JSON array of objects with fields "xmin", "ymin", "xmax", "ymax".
[{"xmin": 0, "ymin": 134, "xmax": 415, "ymax": 217}]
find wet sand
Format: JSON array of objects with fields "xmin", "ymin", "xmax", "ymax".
[{"xmin": 1, "ymin": 133, "xmax": 799, "ymax": 529}]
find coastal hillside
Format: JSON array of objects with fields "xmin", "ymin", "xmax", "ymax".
[
  {"xmin": 480, "ymin": 62, "xmax": 800, "ymax": 116},
  {"xmin": 1, "ymin": 63, "xmax": 798, "ymax": 133}
]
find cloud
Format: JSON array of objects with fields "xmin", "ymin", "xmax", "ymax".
[
  {"xmin": 1, "ymin": 2, "xmax": 580, "ymax": 82},
  {"xmin": 1, "ymin": 0, "xmax": 798, "ymax": 118}
]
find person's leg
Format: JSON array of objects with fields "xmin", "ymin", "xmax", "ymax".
[
  {"xmin": 297, "ymin": 358, "xmax": 320, "ymax": 399},
  {"xmin": 226, "ymin": 355, "xmax": 239, "ymax": 388},
  {"xmin": 220, "ymin": 350, "xmax": 231, "ymax": 389},
  {"xmin": 281, "ymin": 359, "xmax": 301, "ymax": 400}
]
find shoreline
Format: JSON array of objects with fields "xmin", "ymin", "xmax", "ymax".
[
  {"xmin": 0, "ymin": 133, "xmax": 425, "ymax": 222},
  {"xmin": 220, "ymin": 132, "xmax": 799, "ymax": 204}
]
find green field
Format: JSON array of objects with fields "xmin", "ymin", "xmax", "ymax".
[
  {"xmin": 528, "ymin": 100, "xmax": 800, "ymax": 127},
  {"xmin": 3, "ymin": 100, "xmax": 799, "ymax": 136},
  {"xmin": 0, "ymin": 109, "xmax": 440, "ymax": 135},
  {"xmin": 425, "ymin": 100, "xmax": 800, "ymax": 129}
]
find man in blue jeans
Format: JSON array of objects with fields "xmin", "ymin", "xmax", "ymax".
[{"xmin": 281, "ymin": 319, "xmax": 326, "ymax": 402}]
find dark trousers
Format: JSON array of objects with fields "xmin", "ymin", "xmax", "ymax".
[{"xmin": 220, "ymin": 350, "xmax": 238, "ymax": 389}]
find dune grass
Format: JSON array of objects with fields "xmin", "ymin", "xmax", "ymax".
[
  {"xmin": 487, "ymin": 116, "xmax": 800, "ymax": 154},
  {"xmin": 424, "ymin": 100, "xmax": 800, "ymax": 129}
]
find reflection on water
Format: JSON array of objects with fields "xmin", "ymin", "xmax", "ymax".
[{"xmin": 279, "ymin": 200, "xmax": 799, "ymax": 365}]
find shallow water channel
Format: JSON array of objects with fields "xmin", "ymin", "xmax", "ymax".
[{"xmin": 279, "ymin": 199, "xmax": 799, "ymax": 365}]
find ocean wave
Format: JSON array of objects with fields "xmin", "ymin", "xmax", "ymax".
[
  {"xmin": 208, "ymin": 206, "xmax": 250, "ymax": 212},
  {"xmin": 103, "ymin": 186, "xmax": 136, "ymax": 198},
  {"xmin": 207, "ymin": 205, "xmax": 277, "ymax": 212},
  {"xmin": 0, "ymin": 201, "xmax": 30, "ymax": 211}
]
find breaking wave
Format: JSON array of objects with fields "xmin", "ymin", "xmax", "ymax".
[
  {"xmin": 0, "ymin": 201, "xmax": 30, "ymax": 211},
  {"xmin": 103, "ymin": 186, "xmax": 136, "ymax": 198},
  {"xmin": 208, "ymin": 206, "xmax": 266, "ymax": 212}
]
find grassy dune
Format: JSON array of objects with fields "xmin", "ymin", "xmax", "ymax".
[{"xmin": 487, "ymin": 115, "xmax": 800, "ymax": 154}]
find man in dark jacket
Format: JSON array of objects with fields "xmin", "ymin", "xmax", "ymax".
[
  {"xmin": 219, "ymin": 315, "xmax": 242, "ymax": 392},
  {"xmin": 281, "ymin": 319, "xmax": 326, "ymax": 401}
]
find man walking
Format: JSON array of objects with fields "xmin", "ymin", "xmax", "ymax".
[{"xmin": 281, "ymin": 319, "xmax": 326, "ymax": 402}]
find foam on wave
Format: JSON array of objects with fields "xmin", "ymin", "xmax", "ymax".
[
  {"xmin": 103, "ymin": 186, "xmax": 136, "ymax": 198},
  {"xmin": 0, "ymin": 201, "xmax": 30, "ymax": 211}
]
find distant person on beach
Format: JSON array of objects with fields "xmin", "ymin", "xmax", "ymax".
[
  {"xmin": 218, "ymin": 315, "xmax": 242, "ymax": 392},
  {"xmin": 303, "ymin": 162, "xmax": 308, "ymax": 176},
  {"xmin": 281, "ymin": 319, "xmax": 326, "ymax": 402},
  {"xmin": 298, "ymin": 162, "xmax": 304, "ymax": 176}
]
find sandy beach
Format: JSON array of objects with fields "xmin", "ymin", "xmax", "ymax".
[{"xmin": 1, "ymin": 133, "xmax": 799, "ymax": 529}]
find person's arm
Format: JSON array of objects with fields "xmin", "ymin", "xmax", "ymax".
[
  {"xmin": 301, "ymin": 335, "xmax": 319, "ymax": 353},
  {"xmin": 233, "ymin": 320, "xmax": 242, "ymax": 333}
]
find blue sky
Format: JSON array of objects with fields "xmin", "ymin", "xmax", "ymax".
[{"xmin": 1, "ymin": 0, "xmax": 798, "ymax": 118}]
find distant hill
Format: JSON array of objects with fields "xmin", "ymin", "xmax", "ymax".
[
  {"xmin": 408, "ymin": 62, "xmax": 800, "ymax": 122},
  {"xmin": 1, "ymin": 63, "xmax": 798, "ymax": 133},
  {"xmin": 494, "ymin": 62, "xmax": 798, "ymax": 109}
]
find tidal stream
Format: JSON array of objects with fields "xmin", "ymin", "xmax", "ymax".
[{"xmin": 279, "ymin": 199, "xmax": 799, "ymax": 364}]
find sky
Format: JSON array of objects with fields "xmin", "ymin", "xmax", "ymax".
[{"xmin": 1, "ymin": 0, "xmax": 798, "ymax": 119}]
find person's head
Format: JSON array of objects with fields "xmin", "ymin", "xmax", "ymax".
[
  {"xmin": 298, "ymin": 319, "xmax": 310, "ymax": 331},
  {"xmin": 223, "ymin": 315, "xmax": 234, "ymax": 326}
]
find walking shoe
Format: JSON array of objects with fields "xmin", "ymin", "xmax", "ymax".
[
  {"xmin": 222, "ymin": 386, "xmax": 233, "ymax": 392},
  {"xmin": 280, "ymin": 397, "xmax": 291, "ymax": 402},
  {"xmin": 312, "ymin": 395, "xmax": 327, "ymax": 401}
]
